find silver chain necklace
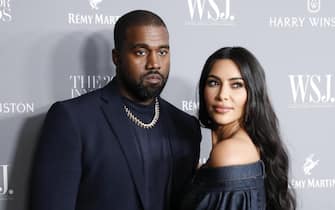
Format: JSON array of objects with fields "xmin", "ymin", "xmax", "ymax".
[{"xmin": 123, "ymin": 98, "xmax": 160, "ymax": 129}]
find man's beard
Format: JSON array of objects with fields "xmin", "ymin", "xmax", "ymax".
[{"xmin": 118, "ymin": 70, "xmax": 168, "ymax": 101}]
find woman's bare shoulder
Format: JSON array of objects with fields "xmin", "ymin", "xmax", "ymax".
[{"xmin": 208, "ymin": 137, "xmax": 260, "ymax": 168}]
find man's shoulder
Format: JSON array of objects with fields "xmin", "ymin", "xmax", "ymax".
[{"xmin": 50, "ymin": 87, "xmax": 103, "ymax": 112}]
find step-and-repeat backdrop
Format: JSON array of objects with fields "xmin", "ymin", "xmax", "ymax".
[{"xmin": 1, "ymin": 0, "xmax": 334, "ymax": 209}]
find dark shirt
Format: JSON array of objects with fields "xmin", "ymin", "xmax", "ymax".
[{"xmin": 122, "ymin": 97, "xmax": 172, "ymax": 210}]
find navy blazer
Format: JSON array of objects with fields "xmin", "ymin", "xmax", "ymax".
[{"xmin": 30, "ymin": 79, "xmax": 201, "ymax": 210}]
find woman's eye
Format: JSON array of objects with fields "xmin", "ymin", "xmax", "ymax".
[
  {"xmin": 207, "ymin": 80, "xmax": 219, "ymax": 87},
  {"xmin": 231, "ymin": 82, "xmax": 244, "ymax": 89}
]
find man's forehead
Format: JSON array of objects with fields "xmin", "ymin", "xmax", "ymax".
[{"xmin": 124, "ymin": 25, "xmax": 169, "ymax": 41}]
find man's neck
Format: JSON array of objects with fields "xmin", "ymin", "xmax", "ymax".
[
  {"xmin": 123, "ymin": 94, "xmax": 155, "ymax": 106},
  {"xmin": 117, "ymin": 82, "xmax": 155, "ymax": 106}
]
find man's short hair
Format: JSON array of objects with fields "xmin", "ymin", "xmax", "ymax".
[{"xmin": 114, "ymin": 10, "xmax": 167, "ymax": 50}]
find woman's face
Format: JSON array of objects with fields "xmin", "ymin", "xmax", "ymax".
[{"xmin": 204, "ymin": 59, "xmax": 247, "ymax": 127}]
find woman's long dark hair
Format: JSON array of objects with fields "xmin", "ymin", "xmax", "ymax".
[{"xmin": 198, "ymin": 47, "xmax": 296, "ymax": 210}]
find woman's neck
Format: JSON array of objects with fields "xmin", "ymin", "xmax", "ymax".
[{"xmin": 211, "ymin": 121, "xmax": 243, "ymax": 146}]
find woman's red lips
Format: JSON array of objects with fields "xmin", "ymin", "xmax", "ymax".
[{"xmin": 213, "ymin": 106, "xmax": 234, "ymax": 113}]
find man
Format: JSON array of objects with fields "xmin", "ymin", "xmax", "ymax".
[{"xmin": 31, "ymin": 10, "xmax": 201, "ymax": 210}]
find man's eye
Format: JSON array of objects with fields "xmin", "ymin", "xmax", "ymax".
[
  {"xmin": 158, "ymin": 50, "xmax": 168, "ymax": 56},
  {"xmin": 135, "ymin": 50, "xmax": 147, "ymax": 56}
]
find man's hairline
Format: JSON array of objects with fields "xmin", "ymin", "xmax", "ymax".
[{"xmin": 115, "ymin": 24, "xmax": 169, "ymax": 51}]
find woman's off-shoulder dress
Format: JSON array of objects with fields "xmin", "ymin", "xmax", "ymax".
[{"xmin": 180, "ymin": 160, "xmax": 266, "ymax": 210}]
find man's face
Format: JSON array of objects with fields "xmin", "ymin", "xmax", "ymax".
[{"xmin": 113, "ymin": 25, "xmax": 170, "ymax": 103}]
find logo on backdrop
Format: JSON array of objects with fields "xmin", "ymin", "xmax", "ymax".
[
  {"xmin": 288, "ymin": 74, "xmax": 335, "ymax": 108},
  {"xmin": 67, "ymin": 0, "xmax": 120, "ymax": 25},
  {"xmin": 307, "ymin": 0, "xmax": 321, "ymax": 13},
  {"xmin": 0, "ymin": 103, "xmax": 34, "ymax": 114},
  {"xmin": 185, "ymin": 0, "xmax": 235, "ymax": 26},
  {"xmin": 0, "ymin": 165, "xmax": 14, "ymax": 200},
  {"xmin": 303, "ymin": 154, "xmax": 319, "ymax": 175},
  {"xmin": 291, "ymin": 154, "xmax": 335, "ymax": 189},
  {"xmin": 269, "ymin": 0, "xmax": 335, "ymax": 28},
  {"xmin": 70, "ymin": 75, "xmax": 113, "ymax": 98},
  {"xmin": 0, "ymin": 0, "xmax": 12, "ymax": 22},
  {"xmin": 89, "ymin": 0, "xmax": 103, "ymax": 10},
  {"xmin": 181, "ymin": 100, "xmax": 199, "ymax": 113}
]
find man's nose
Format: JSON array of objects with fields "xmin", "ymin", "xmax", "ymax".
[{"xmin": 146, "ymin": 52, "xmax": 161, "ymax": 70}]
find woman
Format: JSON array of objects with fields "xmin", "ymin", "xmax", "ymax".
[{"xmin": 181, "ymin": 47, "xmax": 296, "ymax": 210}]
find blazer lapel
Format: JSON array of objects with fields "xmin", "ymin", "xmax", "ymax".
[
  {"xmin": 100, "ymin": 79, "xmax": 146, "ymax": 209},
  {"xmin": 159, "ymin": 99, "xmax": 178, "ymax": 166},
  {"xmin": 159, "ymin": 100, "xmax": 177, "ymax": 208}
]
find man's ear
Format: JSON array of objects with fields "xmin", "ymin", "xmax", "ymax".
[{"xmin": 112, "ymin": 49, "xmax": 120, "ymax": 66}]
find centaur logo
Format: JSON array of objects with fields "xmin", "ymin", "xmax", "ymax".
[
  {"xmin": 186, "ymin": 0, "xmax": 235, "ymax": 25},
  {"xmin": 288, "ymin": 74, "xmax": 335, "ymax": 108},
  {"xmin": 291, "ymin": 154, "xmax": 335, "ymax": 189},
  {"xmin": 307, "ymin": 0, "xmax": 321, "ymax": 13},
  {"xmin": 89, "ymin": 0, "xmax": 103, "ymax": 10},
  {"xmin": 303, "ymin": 154, "xmax": 319, "ymax": 176}
]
